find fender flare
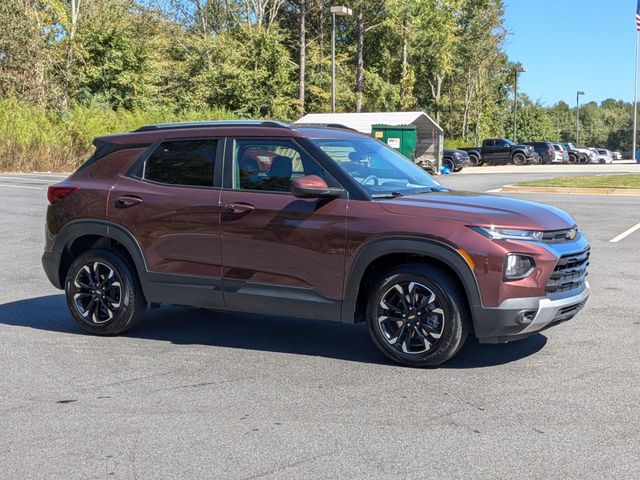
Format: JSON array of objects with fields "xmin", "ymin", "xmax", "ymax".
[
  {"xmin": 50, "ymin": 220, "xmax": 148, "ymax": 288},
  {"xmin": 340, "ymin": 237, "xmax": 483, "ymax": 324}
]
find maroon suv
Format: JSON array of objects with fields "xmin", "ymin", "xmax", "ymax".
[{"xmin": 42, "ymin": 121, "xmax": 590, "ymax": 367}]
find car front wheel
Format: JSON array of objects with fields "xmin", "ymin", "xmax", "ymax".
[
  {"xmin": 65, "ymin": 248, "xmax": 146, "ymax": 335},
  {"xmin": 443, "ymin": 158, "xmax": 455, "ymax": 172},
  {"xmin": 366, "ymin": 264, "xmax": 469, "ymax": 367}
]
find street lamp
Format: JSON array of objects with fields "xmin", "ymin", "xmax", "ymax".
[
  {"xmin": 512, "ymin": 65, "xmax": 526, "ymax": 142},
  {"xmin": 330, "ymin": 5, "xmax": 352, "ymax": 113},
  {"xmin": 576, "ymin": 90, "xmax": 585, "ymax": 146}
]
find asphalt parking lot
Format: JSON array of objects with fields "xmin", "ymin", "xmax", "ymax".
[{"xmin": 1, "ymin": 171, "xmax": 639, "ymax": 479}]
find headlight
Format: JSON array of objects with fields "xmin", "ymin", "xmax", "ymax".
[
  {"xmin": 469, "ymin": 226, "xmax": 544, "ymax": 242},
  {"xmin": 504, "ymin": 254, "xmax": 535, "ymax": 280}
]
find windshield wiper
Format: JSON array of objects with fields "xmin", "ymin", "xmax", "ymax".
[
  {"xmin": 414, "ymin": 187, "xmax": 449, "ymax": 194},
  {"xmin": 371, "ymin": 191, "xmax": 404, "ymax": 199}
]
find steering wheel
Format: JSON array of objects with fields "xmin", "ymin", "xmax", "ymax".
[{"xmin": 360, "ymin": 174, "xmax": 379, "ymax": 186}]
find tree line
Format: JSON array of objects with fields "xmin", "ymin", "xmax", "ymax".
[{"xmin": 0, "ymin": 0, "xmax": 635, "ymax": 170}]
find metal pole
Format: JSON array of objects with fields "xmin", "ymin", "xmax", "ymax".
[
  {"xmin": 576, "ymin": 92, "xmax": 580, "ymax": 146},
  {"xmin": 634, "ymin": 31, "xmax": 639, "ymax": 162},
  {"xmin": 331, "ymin": 12, "xmax": 336, "ymax": 113},
  {"xmin": 513, "ymin": 70, "xmax": 518, "ymax": 142}
]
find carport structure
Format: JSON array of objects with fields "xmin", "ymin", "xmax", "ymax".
[{"xmin": 295, "ymin": 112, "xmax": 444, "ymax": 167}]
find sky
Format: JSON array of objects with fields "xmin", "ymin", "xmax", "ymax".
[{"xmin": 503, "ymin": 0, "xmax": 637, "ymax": 106}]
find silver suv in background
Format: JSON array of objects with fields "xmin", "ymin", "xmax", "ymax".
[
  {"xmin": 552, "ymin": 144, "xmax": 569, "ymax": 163},
  {"xmin": 590, "ymin": 148, "xmax": 613, "ymax": 164}
]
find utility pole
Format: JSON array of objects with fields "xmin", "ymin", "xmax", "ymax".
[
  {"xmin": 330, "ymin": 6, "xmax": 352, "ymax": 113},
  {"xmin": 512, "ymin": 66, "xmax": 526, "ymax": 142},
  {"xmin": 576, "ymin": 90, "xmax": 585, "ymax": 146}
]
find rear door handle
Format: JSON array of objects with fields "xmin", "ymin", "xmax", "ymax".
[
  {"xmin": 224, "ymin": 202, "xmax": 255, "ymax": 214},
  {"xmin": 115, "ymin": 195, "xmax": 143, "ymax": 208}
]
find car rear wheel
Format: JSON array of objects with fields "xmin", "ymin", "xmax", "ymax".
[
  {"xmin": 366, "ymin": 264, "xmax": 469, "ymax": 367},
  {"xmin": 512, "ymin": 152, "xmax": 527, "ymax": 165},
  {"xmin": 65, "ymin": 248, "xmax": 146, "ymax": 335},
  {"xmin": 468, "ymin": 154, "xmax": 483, "ymax": 167}
]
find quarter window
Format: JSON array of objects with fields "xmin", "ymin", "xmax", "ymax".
[{"xmin": 142, "ymin": 140, "xmax": 217, "ymax": 187}]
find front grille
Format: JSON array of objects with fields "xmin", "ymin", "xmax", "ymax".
[
  {"xmin": 542, "ymin": 227, "xmax": 578, "ymax": 244},
  {"xmin": 546, "ymin": 247, "xmax": 590, "ymax": 294}
]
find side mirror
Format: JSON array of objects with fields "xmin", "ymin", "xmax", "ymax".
[{"xmin": 290, "ymin": 175, "xmax": 344, "ymax": 199}]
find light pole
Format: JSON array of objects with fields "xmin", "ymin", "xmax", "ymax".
[
  {"xmin": 576, "ymin": 90, "xmax": 585, "ymax": 146},
  {"xmin": 330, "ymin": 5, "xmax": 352, "ymax": 113},
  {"xmin": 512, "ymin": 65, "xmax": 526, "ymax": 142}
]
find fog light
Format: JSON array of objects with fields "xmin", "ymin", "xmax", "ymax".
[
  {"xmin": 504, "ymin": 254, "xmax": 535, "ymax": 280},
  {"xmin": 518, "ymin": 310, "xmax": 537, "ymax": 324}
]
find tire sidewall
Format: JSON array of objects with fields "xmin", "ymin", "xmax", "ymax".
[
  {"xmin": 513, "ymin": 152, "xmax": 525, "ymax": 165},
  {"xmin": 366, "ymin": 267, "xmax": 467, "ymax": 367},
  {"xmin": 65, "ymin": 249, "xmax": 144, "ymax": 335},
  {"xmin": 443, "ymin": 158, "xmax": 454, "ymax": 171}
]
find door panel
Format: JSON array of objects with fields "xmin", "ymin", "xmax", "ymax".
[
  {"xmin": 107, "ymin": 139, "xmax": 224, "ymax": 307},
  {"xmin": 219, "ymin": 137, "xmax": 348, "ymax": 320},
  {"xmin": 220, "ymin": 191, "xmax": 347, "ymax": 319}
]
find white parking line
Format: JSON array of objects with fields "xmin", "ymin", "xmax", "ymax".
[
  {"xmin": 609, "ymin": 222, "xmax": 640, "ymax": 243},
  {"xmin": 0, "ymin": 183, "xmax": 43, "ymax": 190},
  {"xmin": 0, "ymin": 176, "xmax": 55, "ymax": 183}
]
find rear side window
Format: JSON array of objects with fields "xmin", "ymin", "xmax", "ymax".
[{"xmin": 142, "ymin": 140, "xmax": 217, "ymax": 187}]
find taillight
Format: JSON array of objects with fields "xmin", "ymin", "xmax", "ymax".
[{"xmin": 47, "ymin": 185, "xmax": 79, "ymax": 205}]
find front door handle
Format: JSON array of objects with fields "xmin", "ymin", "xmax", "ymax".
[
  {"xmin": 115, "ymin": 195, "xmax": 143, "ymax": 208},
  {"xmin": 224, "ymin": 202, "xmax": 255, "ymax": 214}
]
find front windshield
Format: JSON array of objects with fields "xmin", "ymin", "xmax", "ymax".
[
  {"xmin": 503, "ymin": 139, "xmax": 516, "ymax": 146},
  {"xmin": 310, "ymin": 136, "xmax": 447, "ymax": 197}
]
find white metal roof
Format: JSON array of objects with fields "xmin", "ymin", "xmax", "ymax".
[{"xmin": 295, "ymin": 111, "xmax": 443, "ymax": 134}]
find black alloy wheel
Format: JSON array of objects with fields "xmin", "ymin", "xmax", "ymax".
[
  {"xmin": 65, "ymin": 248, "xmax": 146, "ymax": 335},
  {"xmin": 367, "ymin": 264, "xmax": 469, "ymax": 367}
]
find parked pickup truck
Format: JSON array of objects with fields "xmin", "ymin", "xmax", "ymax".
[{"xmin": 460, "ymin": 139, "xmax": 536, "ymax": 166}]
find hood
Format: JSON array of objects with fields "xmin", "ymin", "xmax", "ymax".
[
  {"xmin": 517, "ymin": 144, "xmax": 535, "ymax": 151},
  {"xmin": 378, "ymin": 191, "xmax": 576, "ymax": 231}
]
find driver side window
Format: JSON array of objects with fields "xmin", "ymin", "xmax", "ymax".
[{"xmin": 232, "ymin": 139, "xmax": 329, "ymax": 193}]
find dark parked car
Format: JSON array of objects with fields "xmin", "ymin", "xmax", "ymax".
[
  {"xmin": 460, "ymin": 138, "xmax": 536, "ymax": 166},
  {"xmin": 442, "ymin": 149, "xmax": 470, "ymax": 172},
  {"xmin": 42, "ymin": 121, "xmax": 591, "ymax": 367},
  {"xmin": 522, "ymin": 142, "xmax": 556, "ymax": 164}
]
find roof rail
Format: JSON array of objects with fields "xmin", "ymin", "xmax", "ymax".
[
  {"xmin": 133, "ymin": 120, "xmax": 291, "ymax": 133},
  {"xmin": 293, "ymin": 122, "xmax": 358, "ymax": 132}
]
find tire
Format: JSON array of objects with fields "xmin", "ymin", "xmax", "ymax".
[
  {"xmin": 468, "ymin": 154, "xmax": 483, "ymax": 167},
  {"xmin": 443, "ymin": 158, "xmax": 455, "ymax": 172},
  {"xmin": 512, "ymin": 152, "xmax": 527, "ymax": 165},
  {"xmin": 568, "ymin": 153, "xmax": 578, "ymax": 164},
  {"xmin": 366, "ymin": 263, "xmax": 469, "ymax": 367},
  {"xmin": 454, "ymin": 167, "xmax": 463, "ymax": 172},
  {"xmin": 64, "ymin": 248, "xmax": 146, "ymax": 335}
]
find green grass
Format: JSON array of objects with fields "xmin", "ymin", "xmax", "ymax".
[
  {"xmin": 517, "ymin": 175, "xmax": 640, "ymax": 189},
  {"xmin": 0, "ymin": 98, "xmax": 238, "ymax": 172}
]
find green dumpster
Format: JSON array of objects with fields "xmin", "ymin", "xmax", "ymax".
[{"xmin": 371, "ymin": 124, "xmax": 417, "ymax": 160}]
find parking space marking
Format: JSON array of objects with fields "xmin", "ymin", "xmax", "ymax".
[
  {"xmin": 609, "ymin": 222, "xmax": 640, "ymax": 243},
  {"xmin": 0, "ymin": 176, "xmax": 55, "ymax": 183},
  {"xmin": 0, "ymin": 183, "xmax": 43, "ymax": 190}
]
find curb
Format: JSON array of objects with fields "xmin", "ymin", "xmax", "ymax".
[{"xmin": 501, "ymin": 185, "xmax": 640, "ymax": 196}]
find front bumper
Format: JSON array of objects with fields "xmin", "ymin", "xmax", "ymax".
[{"xmin": 472, "ymin": 282, "xmax": 590, "ymax": 344}]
